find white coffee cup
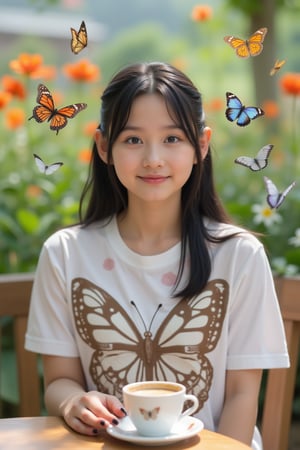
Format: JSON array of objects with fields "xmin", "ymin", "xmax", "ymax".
[{"xmin": 122, "ymin": 381, "xmax": 199, "ymax": 437}]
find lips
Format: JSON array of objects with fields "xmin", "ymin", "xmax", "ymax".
[{"xmin": 138, "ymin": 175, "xmax": 169, "ymax": 184}]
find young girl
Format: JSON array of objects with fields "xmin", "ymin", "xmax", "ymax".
[{"xmin": 25, "ymin": 62, "xmax": 289, "ymax": 449}]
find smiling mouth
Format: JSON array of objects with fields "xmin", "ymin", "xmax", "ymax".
[{"xmin": 138, "ymin": 175, "xmax": 169, "ymax": 183}]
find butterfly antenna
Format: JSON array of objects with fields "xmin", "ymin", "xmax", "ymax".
[
  {"xmin": 131, "ymin": 301, "xmax": 162, "ymax": 332},
  {"xmin": 149, "ymin": 304, "xmax": 162, "ymax": 331}
]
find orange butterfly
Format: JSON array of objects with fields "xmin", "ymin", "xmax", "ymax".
[
  {"xmin": 270, "ymin": 59, "xmax": 286, "ymax": 76},
  {"xmin": 70, "ymin": 20, "xmax": 88, "ymax": 54},
  {"xmin": 29, "ymin": 84, "xmax": 87, "ymax": 135},
  {"xmin": 224, "ymin": 27, "xmax": 268, "ymax": 58}
]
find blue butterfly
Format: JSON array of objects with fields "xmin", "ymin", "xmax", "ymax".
[{"xmin": 225, "ymin": 92, "xmax": 264, "ymax": 126}]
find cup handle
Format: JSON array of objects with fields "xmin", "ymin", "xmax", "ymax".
[{"xmin": 180, "ymin": 394, "xmax": 199, "ymax": 418}]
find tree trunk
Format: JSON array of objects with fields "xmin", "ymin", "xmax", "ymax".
[{"xmin": 250, "ymin": 0, "xmax": 277, "ymax": 106}]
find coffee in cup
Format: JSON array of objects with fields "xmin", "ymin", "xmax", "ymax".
[{"xmin": 122, "ymin": 381, "xmax": 199, "ymax": 437}]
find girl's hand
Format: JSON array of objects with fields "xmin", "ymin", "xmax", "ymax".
[
  {"xmin": 42, "ymin": 356, "xmax": 127, "ymax": 436},
  {"xmin": 61, "ymin": 390, "xmax": 127, "ymax": 436}
]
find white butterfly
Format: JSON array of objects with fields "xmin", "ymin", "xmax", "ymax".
[
  {"xmin": 264, "ymin": 176, "xmax": 296, "ymax": 209},
  {"xmin": 33, "ymin": 153, "xmax": 63, "ymax": 175},
  {"xmin": 235, "ymin": 144, "xmax": 273, "ymax": 171}
]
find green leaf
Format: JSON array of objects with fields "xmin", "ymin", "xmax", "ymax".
[{"xmin": 16, "ymin": 209, "xmax": 40, "ymax": 233}]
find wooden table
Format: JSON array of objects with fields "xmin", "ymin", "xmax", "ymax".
[{"xmin": 0, "ymin": 416, "xmax": 252, "ymax": 449}]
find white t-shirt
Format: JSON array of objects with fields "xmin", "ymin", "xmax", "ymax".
[{"xmin": 25, "ymin": 216, "xmax": 289, "ymax": 449}]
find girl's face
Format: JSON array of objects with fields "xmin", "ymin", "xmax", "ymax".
[{"xmin": 96, "ymin": 93, "xmax": 210, "ymax": 208}]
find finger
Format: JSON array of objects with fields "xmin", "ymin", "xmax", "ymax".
[
  {"xmin": 65, "ymin": 415, "xmax": 101, "ymax": 436},
  {"xmin": 86, "ymin": 394, "xmax": 126, "ymax": 424},
  {"xmin": 105, "ymin": 396, "xmax": 127, "ymax": 418}
]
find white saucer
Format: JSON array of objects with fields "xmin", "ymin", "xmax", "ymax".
[{"xmin": 106, "ymin": 415, "xmax": 203, "ymax": 446}]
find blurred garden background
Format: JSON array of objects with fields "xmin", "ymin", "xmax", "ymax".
[{"xmin": 0, "ymin": 0, "xmax": 299, "ymax": 445}]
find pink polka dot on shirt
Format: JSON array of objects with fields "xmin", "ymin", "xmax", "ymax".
[
  {"xmin": 161, "ymin": 272, "xmax": 177, "ymax": 286},
  {"xmin": 103, "ymin": 258, "xmax": 115, "ymax": 270}
]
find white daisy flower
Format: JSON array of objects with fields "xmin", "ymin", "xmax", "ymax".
[
  {"xmin": 272, "ymin": 257, "xmax": 299, "ymax": 276},
  {"xmin": 288, "ymin": 228, "xmax": 300, "ymax": 247},
  {"xmin": 251, "ymin": 203, "xmax": 282, "ymax": 227}
]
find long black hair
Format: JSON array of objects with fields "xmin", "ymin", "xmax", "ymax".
[{"xmin": 79, "ymin": 62, "xmax": 237, "ymax": 298}]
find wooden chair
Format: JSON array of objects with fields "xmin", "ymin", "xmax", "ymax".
[
  {"xmin": 0, "ymin": 272, "xmax": 41, "ymax": 417},
  {"xmin": 261, "ymin": 276, "xmax": 300, "ymax": 450}
]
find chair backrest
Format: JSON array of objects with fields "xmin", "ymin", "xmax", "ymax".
[
  {"xmin": 261, "ymin": 276, "xmax": 300, "ymax": 450},
  {"xmin": 0, "ymin": 273, "xmax": 40, "ymax": 417}
]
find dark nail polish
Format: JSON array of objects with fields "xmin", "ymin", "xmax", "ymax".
[
  {"xmin": 120, "ymin": 407, "xmax": 127, "ymax": 416},
  {"xmin": 100, "ymin": 420, "xmax": 106, "ymax": 426},
  {"xmin": 92, "ymin": 429, "xmax": 99, "ymax": 434},
  {"xmin": 112, "ymin": 418, "xmax": 119, "ymax": 425}
]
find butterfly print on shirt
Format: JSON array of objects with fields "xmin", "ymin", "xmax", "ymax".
[{"xmin": 71, "ymin": 277, "xmax": 229, "ymax": 411}]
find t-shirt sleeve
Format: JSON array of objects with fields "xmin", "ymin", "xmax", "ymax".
[
  {"xmin": 25, "ymin": 235, "xmax": 79, "ymax": 357},
  {"xmin": 226, "ymin": 242, "xmax": 289, "ymax": 369}
]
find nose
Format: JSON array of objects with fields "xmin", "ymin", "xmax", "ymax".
[{"xmin": 142, "ymin": 143, "xmax": 164, "ymax": 168}]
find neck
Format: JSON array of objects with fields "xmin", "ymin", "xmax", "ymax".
[{"xmin": 117, "ymin": 200, "xmax": 181, "ymax": 255}]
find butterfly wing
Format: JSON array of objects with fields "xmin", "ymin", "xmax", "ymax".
[
  {"xmin": 270, "ymin": 59, "xmax": 286, "ymax": 76},
  {"xmin": 224, "ymin": 36, "xmax": 250, "ymax": 58},
  {"xmin": 264, "ymin": 177, "xmax": 295, "ymax": 209},
  {"xmin": 29, "ymin": 84, "xmax": 55, "ymax": 123},
  {"xmin": 33, "ymin": 153, "xmax": 46, "ymax": 173},
  {"xmin": 225, "ymin": 92, "xmax": 243, "ymax": 122},
  {"xmin": 152, "ymin": 280, "xmax": 229, "ymax": 408},
  {"xmin": 247, "ymin": 27, "xmax": 268, "ymax": 57},
  {"xmin": 72, "ymin": 278, "xmax": 147, "ymax": 399},
  {"xmin": 45, "ymin": 162, "xmax": 63, "ymax": 175},
  {"xmin": 237, "ymin": 106, "xmax": 264, "ymax": 126},
  {"xmin": 235, "ymin": 144, "xmax": 273, "ymax": 171},
  {"xmin": 71, "ymin": 20, "xmax": 88, "ymax": 54},
  {"xmin": 235, "ymin": 156, "xmax": 257, "ymax": 170},
  {"xmin": 50, "ymin": 103, "xmax": 87, "ymax": 134}
]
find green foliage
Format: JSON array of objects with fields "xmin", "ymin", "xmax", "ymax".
[{"xmin": 226, "ymin": 0, "xmax": 284, "ymax": 15}]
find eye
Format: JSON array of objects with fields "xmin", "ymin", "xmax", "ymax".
[
  {"xmin": 126, "ymin": 136, "xmax": 142, "ymax": 144},
  {"xmin": 165, "ymin": 135, "xmax": 180, "ymax": 143}
]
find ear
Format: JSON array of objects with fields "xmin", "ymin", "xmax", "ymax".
[
  {"xmin": 94, "ymin": 128, "xmax": 109, "ymax": 164},
  {"xmin": 198, "ymin": 126, "xmax": 211, "ymax": 161}
]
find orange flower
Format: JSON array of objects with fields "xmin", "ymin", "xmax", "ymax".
[
  {"xmin": 279, "ymin": 72, "xmax": 300, "ymax": 96},
  {"xmin": 2, "ymin": 75, "xmax": 26, "ymax": 99},
  {"xmin": 0, "ymin": 91, "xmax": 12, "ymax": 109},
  {"xmin": 30, "ymin": 65, "xmax": 57, "ymax": 81},
  {"xmin": 78, "ymin": 148, "xmax": 92, "ymax": 163},
  {"xmin": 4, "ymin": 107, "xmax": 25, "ymax": 129},
  {"xmin": 83, "ymin": 120, "xmax": 98, "ymax": 137},
  {"xmin": 63, "ymin": 59, "xmax": 100, "ymax": 82},
  {"xmin": 9, "ymin": 53, "xmax": 44, "ymax": 77},
  {"xmin": 206, "ymin": 97, "xmax": 224, "ymax": 112},
  {"xmin": 191, "ymin": 4, "xmax": 213, "ymax": 22},
  {"xmin": 262, "ymin": 100, "xmax": 280, "ymax": 119},
  {"xmin": 26, "ymin": 185, "xmax": 42, "ymax": 198}
]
